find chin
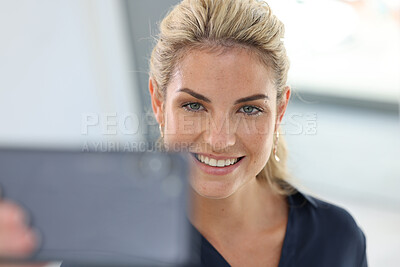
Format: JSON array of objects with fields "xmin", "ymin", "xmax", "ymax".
[{"xmin": 189, "ymin": 178, "xmax": 237, "ymax": 199}]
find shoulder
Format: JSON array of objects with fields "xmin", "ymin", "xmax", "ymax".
[
  {"xmin": 287, "ymin": 191, "xmax": 367, "ymax": 266},
  {"xmin": 305, "ymin": 193, "xmax": 361, "ymax": 232},
  {"xmin": 289, "ymin": 191, "xmax": 363, "ymax": 236}
]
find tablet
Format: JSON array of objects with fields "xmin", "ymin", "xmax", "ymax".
[{"xmin": 0, "ymin": 148, "xmax": 200, "ymax": 266}]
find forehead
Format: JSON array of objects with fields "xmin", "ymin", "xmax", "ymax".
[{"xmin": 168, "ymin": 48, "xmax": 276, "ymax": 100}]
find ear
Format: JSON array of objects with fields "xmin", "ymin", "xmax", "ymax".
[
  {"xmin": 275, "ymin": 86, "xmax": 291, "ymax": 131},
  {"xmin": 149, "ymin": 78, "xmax": 164, "ymax": 125}
]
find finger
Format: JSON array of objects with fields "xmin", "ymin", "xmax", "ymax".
[
  {"xmin": 0, "ymin": 201, "xmax": 29, "ymax": 229},
  {"xmin": 0, "ymin": 228, "xmax": 37, "ymax": 256},
  {"xmin": 0, "ymin": 202, "xmax": 38, "ymax": 258}
]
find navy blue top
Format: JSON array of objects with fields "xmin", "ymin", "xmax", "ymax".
[
  {"xmin": 61, "ymin": 191, "xmax": 367, "ymax": 267},
  {"xmin": 195, "ymin": 191, "xmax": 367, "ymax": 267}
]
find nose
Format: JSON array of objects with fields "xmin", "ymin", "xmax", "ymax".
[{"xmin": 203, "ymin": 115, "xmax": 236, "ymax": 151}]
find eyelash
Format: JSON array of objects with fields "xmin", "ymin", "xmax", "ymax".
[
  {"xmin": 182, "ymin": 102, "xmax": 205, "ymax": 113},
  {"xmin": 181, "ymin": 102, "xmax": 264, "ymax": 116}
]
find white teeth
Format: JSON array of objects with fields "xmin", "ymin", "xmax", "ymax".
[
  {"xmin": 209, "ymin": 158, "xmax": 217, "ymax": 166},
  {"xmin": 195, "ymin": 154, "xmax": 240, "ymax": 167}
]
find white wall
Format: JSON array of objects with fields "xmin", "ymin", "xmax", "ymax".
[
  {"xmin": 0, "ymin": 0, "xmax": 143, "ymax": 150},
  {"xmin": 268, "ymin": 0, "xmax": 400, "ymax": 103}
]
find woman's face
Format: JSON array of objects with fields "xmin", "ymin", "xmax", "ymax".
[{"xmin": 150, "ymin": 48, "xmax": 289, "ymax": 199}]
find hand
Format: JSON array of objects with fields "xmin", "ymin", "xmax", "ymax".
[{"xmin": 0, "ymin": 187, "xmax": 47, "ymax": 267}]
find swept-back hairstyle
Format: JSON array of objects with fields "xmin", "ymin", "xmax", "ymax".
[{"xmin": 150, "ymin": 0, "xmax": 295, "ymax": 195}]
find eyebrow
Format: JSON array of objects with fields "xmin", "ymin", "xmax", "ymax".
[
  {"xmin": 234, "ymin": 94, "xmax": 269, "ymax": 104},
  {"xmin": 176, "ymin": 88, "xmax": 268, "ymax": 104},
  {"xmin": 177, "ymin": 88, "xmax": 211, "ymax": 103}
]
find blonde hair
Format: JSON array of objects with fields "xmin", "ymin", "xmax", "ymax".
[{"xmin": 150, "ymin": 0, "xmax": 295, "ymax": 195}]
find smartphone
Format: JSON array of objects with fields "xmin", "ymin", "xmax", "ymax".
[{"xmin": 0, "ymin": 148, "xmax": 200, "ymax": 266}]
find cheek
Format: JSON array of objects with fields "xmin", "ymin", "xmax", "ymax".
[
  {"xmin": 246, "ymin": 133, "xmax": 273, "ymax": 176},
  {"xmin": 237, "ymin": 116, "xmax": 274, "ymax": 164},
  {"xmin": 235, "ymin": 115, "xmax": 274, "ymax": 137},
  {"xmin": 163, "ymin": 109, "xmax": 203, "ymax": 149},
  {"xmin": 254, "ymin": 117, "xmax": 275, "ymax": 156},
  {"xmin": 165, "ymin": 106, "xmax": 205, "ymax": 137}
]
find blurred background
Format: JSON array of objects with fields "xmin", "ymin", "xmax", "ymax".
[{"xmin": 0, "ymin": 0, "xmax": 399, "ymax": 266}]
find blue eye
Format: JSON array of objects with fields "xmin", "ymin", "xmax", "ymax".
[
  {"xmin": 182, "ymin": 102, "xmax": 204, "ymax": 112},
  {"xmin": 239, "ymin": 105, "xmax": 263, "ymax": 116}
]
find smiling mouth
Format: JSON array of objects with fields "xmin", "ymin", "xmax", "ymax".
[{"xmin": 192, "ymin": 153, "xmax": 244, "ymax": 167}]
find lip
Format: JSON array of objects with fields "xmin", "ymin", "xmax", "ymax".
[
  {"xmin": 189, "ymin": 153, "xmax": 244, "ymax": 176},
  {"xmin": 193, "ymin": 153, "xmax": 243, "ymax": 160}
]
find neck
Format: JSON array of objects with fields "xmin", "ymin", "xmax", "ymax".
[{"xmin": 188, "ymin": 178, "xmax": 287, "ymax": 242}]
